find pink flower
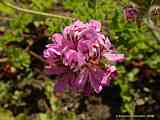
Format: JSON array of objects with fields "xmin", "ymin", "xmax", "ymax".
[
  {"xmin": 123, "ymin": 5, "xmax": 138, "ymax": 22},
  {"xmin": 43, "ymin": 20, "xmax": 125, "ymax": 95}
]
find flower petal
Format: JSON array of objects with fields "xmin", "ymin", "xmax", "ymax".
[
  {"xmin": 101, "ymin": 65, "xmax": 117, "ymax": 86},
  {"xmin": 89, "ymin": 68, "xmax": 103, "ymax": 93},
  {"xmin": 52, "ymin": 33, "xmax": 63, "ymax": 46},
  {"xmin": 63, "ymin": 49, "xmax": 85, "ymax": 67},
  {"xmin": 74, "ymin": 68, "xmax": 89, "ymax": 90},
  {"xmin": 103, "ymin": 53, "xmax": 125, "ymax": 62},
  {"xmin": 88, "ymin": 20, "xmax": 101, "ymax": 32},
  {"xmin": 55, "ymin": 79, "xmax": 67, "ymax": 93},
  {"xmin": 79, "ymin": 29, "xmax": 98, "ymax": 41}
]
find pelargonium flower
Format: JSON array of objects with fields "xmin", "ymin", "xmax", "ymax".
[
  {"xmin": 123, "ymin": 5, "xmax": 138, "ymax": 22},
  {"xmin": 43, "ymin": 20, "xmax": 125, "ymax": 95}
]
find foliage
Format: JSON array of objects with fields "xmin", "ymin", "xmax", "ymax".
[
  {"xmin": 31, "ymin": 0, "xmax": 54, "ymax": 11},
  {"xmin": 5, "ymin": 47, "xmax": 31, "ymax": 69}
]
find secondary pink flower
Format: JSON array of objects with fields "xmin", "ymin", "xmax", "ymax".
[
  {"xmin": 123, "ymin": 5, "xmax": 138, "ymax": 22},
  {"xmin": 43, "ymin": 20, "xmax": 125, "ymax": 95}
]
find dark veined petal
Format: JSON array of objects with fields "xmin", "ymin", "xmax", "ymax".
[
  {"xmin": 73, "ymin": 68, "xmax": 89, "ymax": 90},
  {"xmin": 89, "ymin": 67, "xmax": 103, "ymax": 93},
  {"xmin": 79, "ymin": 28, "xmax": 98, "ymax": 42}
]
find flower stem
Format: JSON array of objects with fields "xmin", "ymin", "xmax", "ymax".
[
  {"xmin": 2, "ymin": 1, "xmax": 75, "ymax": 21},
  {"xmin": 29, "ymin": 50, "xmax": 48, "ymax": 65}
]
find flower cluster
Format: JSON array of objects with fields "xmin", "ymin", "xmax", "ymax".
[{"xmin": 43, "ymin": 20, "xmax": 124, "ymax": 95}]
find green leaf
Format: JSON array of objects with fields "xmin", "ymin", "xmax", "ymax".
[
  {"xmin": 0, "ymin": 2, "xmax": 15, "ymax": 15},
  {"xmin": 0, "ymin": 108, "xmax": 14, "ymax": 120},
  {"xmin": 15, "ymin": 114, "xmax": 29, "ymax": 120}
]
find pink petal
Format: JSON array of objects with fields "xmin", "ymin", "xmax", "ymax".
[
  {"xmin": 79, "ymin": 29, "xmax": 98, "ymax": 41},
  {"xmin": 63, "ymin": 49, "xmax": 76, "ymax": 66},
  {"xmin": 55, "ymin": 79, "xmax": 67, "ymax": 93},
  {"xmin": 45, "ymin": 44, "xmax": 62, "ymax": 56},
  {"xmin": 77, "ymin": 40, "xmax": 89, "ymax": 54},
  {"xmin": 52, "ymin": 33, "xmax": 63, "ymax": 46},
  {"xmin": 49, "ymin": 48, "xmax": 61, "ymax": 56},
  {"xmin": 74, "ymin": 68, "xmax": 89, "ymax": 90},
  {"xmin": 101, "ymin": 66, "xmax": 117, "ymax": 86},
  {"xmin": 103, "ymin": 53, "xmax": 125, "ymax": 62},
  {"xmin": 77, "ymin": 52, "xmax": 86, "ymax": 66},
  {"xmin": 97, "ymin": 33, "xmax": 112, "ymax": 49},
  {"xmin": 89, "ymin": 69, "xmax": 103, "ymax": 93},
  {"xmin": 89, "ymin": 20, "xmax": 101, "ymax": 32},
  {"xmin": 64, "ymin": 49, "xmax": 85, "ymax": 67},
  {"xmin": 104, "ymin": 37, "xmax": 112, "ymax": 49},
  {"xmin": 43, "ymin": 49, "xmax": 60, "ymax": 64}
]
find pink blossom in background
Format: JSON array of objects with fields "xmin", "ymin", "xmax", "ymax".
[
  {"xmin": 43, "ymin": 20, "xmax": 125, "ymax": 95},
  {"xmin": 123, "ymin": 5, "xmax": 138, "ymax": 22}
]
